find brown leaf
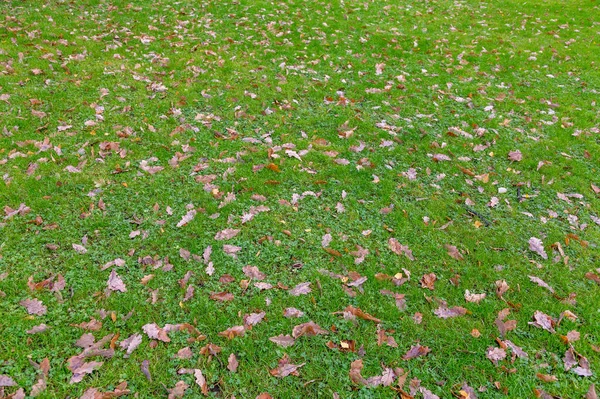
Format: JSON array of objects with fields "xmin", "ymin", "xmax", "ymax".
[
  {"xmin": 194, "ymin": 369, "xmax": 209, "ymax": 396},
  {"xmin": 70, "ymin": 361, "xmax": 104, "ymax": 383},
  {"xmin": 243, "ymin": 312, "xmax": 266, "ymax": 326},
  {"xmin": 292, "ymin": 321, "xmax": 328, "ymax": 338},
  {"xmin": 421, "ymin": 273, "xmax": 437, "ymax": 290},
  {"xmin": 464, "ymin": 290, "xmax": 486, "ymax": 303},
  {"xmin": 227, "ymin": 353, "xmax": 239, "ymax": 372},
  {"xmin": 283, "ymin": 307, "xmax": 305, "ymax": 318},
  {"xmin": 210, "ymin": 291, "xmax": 234, "ymax": 302},
  {"xmin": 269, "ymin": 334, "xmax": 295, "ymax": 347},
  {"xmin": 585, "ymin": 272, "xmax": 600, "ymax": 286},
  {"xmin": 495, "ymin": 280, "xmax": 510, "ymax": 297},
  {"xmin": 107, "ymin": 270, "xmax": 127, "ymax": 292},
  {"xmin": 335, "ymin": 305, "xmax": 381, "ymax": 323},
  {"xmin": 508, "ymin": 150, "xmax": 523, "ymax": 162},
  {"xmin": 242, "ymin": 265, "xmax": 265, "ymax": 280},
  {"xmin": 289, "ymin": 282, "xmax": 312, "ymax": 296},
  {"xmin": 120, "ymin": 333, "xmax": 142, "ymax": 357},
  {"xmin": 529, "ymin": 311, "xmax": 556, "ymax": 333},
  {"xmin": 585, "ymin": 384, "xmax": 598, "ymax": 399},
  {"xmin": 71, "ymin": 318, "xmax": 103, "ymax": 331},
  {"xmin": 402, "ymin": 344, "xmax": 431, "ymax": 360},
  {"xmin": 141, "ymin": 359, "xmax": 152, "ymax": 381},
  {"xmin": 536, "ymin": 373, "xmax": 558, "ymax": 383},
  {"xmin": 433, "ymin": 306, "xmax": 468, "ymax": 319},
  {"xmin": 486, "ymin": 347, "xmax": 506, "ymax": 365},
  {"xmin": 20, "ymin": 299, "xmax": 47, "ymax": 316},
  {"xmin": 0, "ymin": 375, "xmax": 16, "ymax": 387},
  {"xmin": 142, "ymin": 323, "xmax": 170, "ymax": 342},
  {"xmin": 167, "ymin": 381, "xmax": 189, "ymax": 399},
  {"xmin": 388, "ymin": 238, "xmax": 415, "ymax": 260},
  {"xmin": 349, "ymin": 359, "xmax": 367, "ymax": 385},
  {"xmin": 218, "ymin": 325, "xmax": 245, "ymax": 339},
  {"xmin": 529, "ymin": 276, "xmax": 555, "ymax": 293},
  {"xmin": 214, "ymin": 228, "xmax": 240, "ymax": 240},
  {"xmin": 269, "ymin": 354, "xmax": 305, "ymax": 378},
  {"xmin": 445, "ymin": 244, "xmax": 464, "ymax": 261},
  {"xmin": 529, "ymin": 237, "xmax": 548, "ymax": 259}
]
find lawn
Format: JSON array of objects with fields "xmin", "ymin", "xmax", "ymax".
[{"xmin": 0, "ymin": 0, "xmax": 599, "ymax": 397}]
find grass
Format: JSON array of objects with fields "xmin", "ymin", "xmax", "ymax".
[{"xmin": 0, "ymin": 0, "xmax": 599, "ymax": 397}]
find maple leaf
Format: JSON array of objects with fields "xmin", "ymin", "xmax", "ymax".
[{"xmin": 529, "ymin": 237, "xmax": 548, "ymax": 259}]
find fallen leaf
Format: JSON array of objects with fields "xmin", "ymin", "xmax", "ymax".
[
  {"xmin": 227, "ymin": 353, "xmax": 239, "ymax": 372},
  {"xmin": 402, "ymin": 344, "xmax": 431, "ymax": 360},
  {"xmin": 107, "ymin": 270, "xmax": 127, "ymax": 292},
  {"xmin": 270, "ymin": 354, "xmax": 305, "ymax": 378},
  {"xmin": 269, "ymin": 334, "xmax": 295, "ymax": 347},
  {"xmin": 20, "ymin": 299, "xmax": 47, "ymax": 316},
  {"xmin": 445, "ymin": 244, "xmax": 464, "ymax": 261},
  {"xmin": 529, "ymin": 237, "xmax": 548, "ymax": 259},
  {"xmin": 292, "ymin": 321, "xmax": 328, "ymax": 338}
]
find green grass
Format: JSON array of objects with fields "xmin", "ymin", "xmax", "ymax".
[{"xmin": 1, "ymin": 0, "xmax": 599, "ymax": 397}]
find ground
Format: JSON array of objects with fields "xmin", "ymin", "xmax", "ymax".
[{"xmin": 0, "ymin": 0, "xmax": 599, "ymax": 397}]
